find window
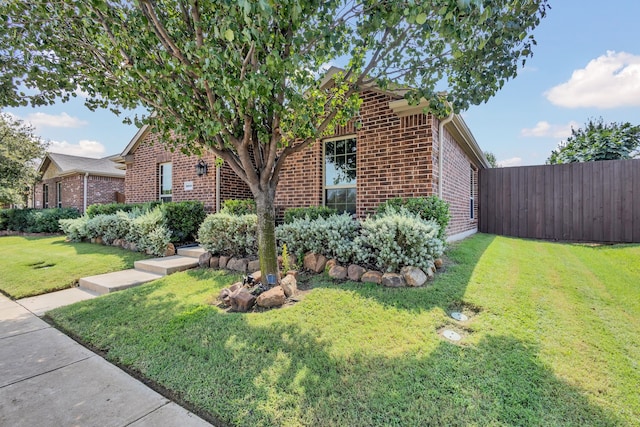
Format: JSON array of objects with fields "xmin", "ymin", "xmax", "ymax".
[
  {"xmin": 56, "ymin": 182, "xmax": 62, "ymax": 208},
  {"xmin": 159, "ymin": 162, "xmax": 172, "ymax": 202},
  {"xmin": 43, "ymin": 184, "xmax": 49, "ymax": 209},
  {"xmin": 470, "ymin": 166, "xmax": 476, "ymax": 219},
  {"xmin": 324, "ymin": 136, "xmax": 356, "ymax": 214}
]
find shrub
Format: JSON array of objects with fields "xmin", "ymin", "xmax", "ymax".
[
  {"xmin": 128, "ymin": 206, "xmax": 171, "ymax": 255},
  {"xmin": 276, "ymin": 213, "xmax": 359, "ymax": 264},
  {"xmin": 355, "ymin": 208, "xmax": 444, "ymax": 272},
  {"xmin": 27, "ymin": 208, "xmax": 80, "ymax": 233},
  {"xmin": 197, "ymin": 213, "xmax": 257, "ymax": 256},
  {"xmin": 283, "ymin": 206, "xmax": 337, "ymax": 224},
  {"xmin": 85, "ymin": 201, "xmax": 161, "ymax": 218},
  {"xmin": 376, "ymin": 196, "xmax": 450, "ymax": 239},
  {"xmin": 162, "ymin": 201, "xmax": 206, "ymax": 244},
  {"xmin": 84, "ymin": 212, "xmax": 132, "ymax": 244},
  {"xmin": 220, "ymin": 199, "xmax": 256, "ymax": 216},
  {"xmin": 1, "ymin": 208, "xmax": 32, "ymax": 231},
  {"xmin": 59, "ymin": 216, "xmax": 90, "ymax": 241}
]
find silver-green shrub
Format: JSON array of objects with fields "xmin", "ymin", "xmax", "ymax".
[
  {"xmin": 276, "ymin": 213, "xmax": 359, "ymax": 264},
  {"xmin": 355, "ymin": 208, "xmax": 444, "ymax": 272},
  {"xmin": 128, "ymin": 207, "xmax": 172, "ymax": 255},
  {"xmin": 197, "ymin": 213, "xmax": 257, "ymax": 256},
  {"xmin": 59, "ymin": 216, "xmax": 89, "ymax": 241}
]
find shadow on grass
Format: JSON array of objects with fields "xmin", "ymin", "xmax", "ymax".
[
  {"xmin": 50, "ymin": 238, "xmax": 150, "ymax": 264},
  {"xmin": 310, "ymin": 233, "xmax": 496, "ymax": 315},
  {"xmin": 48, "ymin": 270, "xmax": 622, "ymax": 427}
]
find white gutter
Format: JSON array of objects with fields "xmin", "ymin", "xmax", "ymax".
[
  {"xmin": 83, "ymin": 172, "xmax": 89, "ymax": 213},
  {"xmin": 216, "ymin": 165, "xmax": 221, "ymax": 212},
  {"xmin": 438, "ymin": 111, "xmax": 455, "ymax": 198}
]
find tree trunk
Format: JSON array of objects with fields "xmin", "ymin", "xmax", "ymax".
[{"xmin": 254, "ymin": 187, "xmax": 279, "ymax": 285}]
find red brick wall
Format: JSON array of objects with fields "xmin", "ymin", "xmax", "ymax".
[
  {"xmin": 33, "ymin": 173, "xmax": 124, "ymax": 213},
  {"xmin": 432, "ymin": 119, "xmax": 479, "ymax": 238},
  {"xmin": 125, "ymin": 130, "xmax": 251, "ymax": 211}
]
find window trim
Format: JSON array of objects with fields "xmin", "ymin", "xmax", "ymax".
[
  {"xmin": 159, "ymin": 162, "xmax": 172, "ymax": 202},
  {"xmin": 56, "ymin": 181, "xmax": 62, "ymax": 208},
  {"xmin": 470, "ymin": 165, "xmax": 477, "ymax": 220},
  {"xmin": 43, "ymin": 184, "xmax": 49, "ymax": 209},
  {"xmin": 323, "ymin": 134, "xmax": 357, "ymax": 214}
]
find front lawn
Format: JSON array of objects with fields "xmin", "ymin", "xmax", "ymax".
[
  {"xmin": 0, "ymin": 236, "xmax": 149, "ymax": 299},
  {"xmin": 47, "ymin": 234, "xmax": 640, "ymax": 426}
]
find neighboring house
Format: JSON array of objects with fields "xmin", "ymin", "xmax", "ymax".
[
  {"xmin": 34, "ymin": 153, "xmax": 126, "ymax": 213},
  {"xmin": 118, "ymin": 68, "xmax": 488, "ymax": 241}
]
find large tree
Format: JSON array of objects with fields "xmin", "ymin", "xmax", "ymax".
[
  {"xmin": 0, "ymin": 0, "xmax": 548, "ymax": 280},
  {"xmin": 547, "ymin": 118, "xmax": 640, "ymax": 165},
  {"xmin": 0, "ymin": 113, "xmax": 47, "ymax": 206}
]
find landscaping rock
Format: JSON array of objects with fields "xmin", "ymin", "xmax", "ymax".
[
  {"xmin": 347, "ymin": 264, "xmax": 367, "ymax": 281},
  {"xmin": 112, "ymin": 239, "xmax": 123, "ymax": 247},
  {"xmin": 199, "ymin": 252, "xmax": 212, "ymax": 268},
  {"xmin": 229, "ymin": 282, "xmax": 243, "ymax": 293},
  {"xmin": 164, "ymin": 243, "xmax": 176, "ymax": 257},
  {"xmin": 280, "ymin": 275, "xmax": 297, "ymax": 297},
  {"xmin": 286, "ymin": 270, "xmax": 298, "ymax": 279},
  {"xmin": 303, "ymin": 252, "xmax": 317, "ymax": 271},
  {"xmin": 250, "ymin": 270, "xmax": 262, "ymax": 283},
  {"xmin": 328, "ymin": 265, "xmax": 347, "ymax": 280},
  {"xmin": 361, "ymin": 270, "xmax": 383, "ymax": 284},
  {"xmin": 425, "ymin": 266, "xmax": 435, "ymax": 280},
  {"xmin": 277, "ymin": 255, "xmax": 283, "ymax": 269},
  {"xmin": 219, "ymin": 255, "xmax": 230, "ymax": 269},
  {"xmin": 209, "ymin": 257, "xmax": 220, "ymax": 269},
  {"xmin": 434, "ymin": 258, "xmax": 444, "ymax": 269},
  {"xmin": 248, "ymin": 260, "xmax": 261, "ymax": 273},
  {"xmin": 227, "ymin": 257, "xmax": 248, "ymax": 273},
  {"xmin": 128, "ymin": 242, "xmax": 138, "ymax": 252},
  {"xmin": 382, "ymin": 273, "xmax": 406, "ymax": 288},
  {"xmin": 219, "ymin": 288, "xmax": 232, "ymax": 306},
  {"xmin": 230, "ymin": 288, "xmax": 256, "ymax": 312},
  {"xmin": 326, "ymin": 259, "xmax": 337, "ymax": 271},
  {"xmin": 256, "ymin": 286, "xmax": 286, "ymax": 308},
  {"xmin": 400, "ymin": 266, "xmax": 427, "ymax": 287}
]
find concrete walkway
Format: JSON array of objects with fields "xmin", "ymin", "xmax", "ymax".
[{"xmin": 0, "ymin": 294, "xmax": 212, "ymax": 426}]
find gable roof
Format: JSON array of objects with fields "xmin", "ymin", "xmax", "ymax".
[{"xmin": 39, "ymin": 152, "xmax": 125, "ymax": 178}]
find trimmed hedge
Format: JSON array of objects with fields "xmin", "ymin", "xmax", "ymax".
[
  {"xmin": 163, "ymin": 201, "xmax": 206, "ymax": 243},
  {"xmin": 0, "ymin": 208, "xmax": 80, "ymax": 233},
  {"xmin": 283, "ymin": 206, "xmax": 337, "ymax": 224}
]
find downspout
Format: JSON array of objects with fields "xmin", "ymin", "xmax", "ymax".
[
  {"xmin": 83, "ymin": 172, "xmax": 89, "ymax": 213},
  {"xmin": 216, "ymin": 165, "xmax": 221, "ymax": 212},
  {"xmin": 438, "ymin": 111, "xmax": 455, "ymax": 198}
]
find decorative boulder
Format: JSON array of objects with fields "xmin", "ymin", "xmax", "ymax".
[
  {"xmin": 425, "ymin": 266, "xmax": 435, "ymax": 280},
  {"xmin": 400, "ymin": 266, "xmax": 427, "ymax": 287},
  {"xmin": 248, "ymin": 260, "xmax": 261, "ymax": 273},
  {"xmin": 325, "ymin": 259, "xmax": 337, "ymax": 271},
  {"xmin": 209, "ymin": 257, "xmax": 220, "ymax": 269},
  {"xmin": 227, "ymin": 258, "xmax": 248, "ymax": 273},
  {"xmin": 280, "ymin": 275, "xmax": 297, "ymax": 297},
  {"xmin": 434, "ymin": 258, "xmax": 444, "ymax": 269},
  {"xmin": 328, "ymin": 265, "xmax": 347, "ymax": 280},
  {"xmin": 347, "ymin": 265, "xmax": 367, "ymax": 281},
  {"xmin": 251, "ymin": 270, "xmax": 262, "ymax": 284},
  {"xmin": 381, "ymin": 273, "xmax": 406, "ymax": 288},
  {"xmin": 256, "ymin": 286, "xmax": 286, "ymax": 308},
  {"xmin": 219, "ymin": 255, "xmax": 231, "ymax": 269},
  {"xmin": 230, "ymin": 288, "xmax": 256, "ymax": 312},
  {"xmin": 286, "ymin": 270, "xmax": 298, "ymax": 279},
  {"xmin": 112, "ymin": 239, "xmax": 123, "ymax": 247},
  {"xmin": 164, "ymin": 243, "xmax": 176, "ymax": 257},
  {"xmin": 303, "ymin": 252, "xmax": 328, "ymax": 274},
  {"xmin": 199, "ymin": 252, "xmax": 212, "ymax": 268},
  {"xmin": 361, "ymin": 270, "xmax": 383, "ymax": 284}
]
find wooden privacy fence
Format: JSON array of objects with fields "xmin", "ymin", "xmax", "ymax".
[{"xmin": 478, "ymin": 159, "xmax": 640, "ymax": 243}]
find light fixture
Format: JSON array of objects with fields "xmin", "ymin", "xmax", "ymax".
[{"xmin": 195, "ymin": 159, "xmax": 208, "ymax": 176}]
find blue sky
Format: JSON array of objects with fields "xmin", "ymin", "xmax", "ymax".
[{"xmin": 4, "ymin": 1, "xmax": 640, "ymax": 166}]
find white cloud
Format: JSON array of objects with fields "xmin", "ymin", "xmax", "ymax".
[
  {"xmin": 499, "ymin": 157, "xmax": 523, "ymax": 167},
  {"xmin": 520, "ymin": 120, "xmax": 579, "ymax": 139},
  {"xmin": 25, "ymin": 112, "xmax": 88, "ymax": 129},
  {"xmin": 49, "ymin": 140, "xmax": 106, "ymax": 158},
  {"xmin": 545, "ymin": 51, "xmax": 640, "ymax": 108}
]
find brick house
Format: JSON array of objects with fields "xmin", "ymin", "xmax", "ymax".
[
  {"xmin": 117, "ymin": 71, "xmax": 488, "ymax": 241},
  {"xmin": 33, "ymin": 153, "xmax": 125, "ymax": 213}
]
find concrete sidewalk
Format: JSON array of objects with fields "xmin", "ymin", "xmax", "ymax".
[{"xmin": 0, "ymin": 294, "xmax": 212, "ymax": 427}]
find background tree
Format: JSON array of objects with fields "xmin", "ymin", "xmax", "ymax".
[
  {"xmin": 547, "ymin": 118, "xmax": 640, "ymax": 165},
  {"xmin": 0, "ymin": 0, "xmax": 549, "ymax": 280},
  {"xmin": 0, "ymin": 113, "xmax": 47, "ymax": 207},
  {"xmin": 484, "ymin": 151, "xmax": 498, "ymax": 168}
]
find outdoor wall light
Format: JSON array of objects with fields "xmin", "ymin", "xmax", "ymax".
[{"xmin": 195, "ymin": 159, "xmax": 208, "ymax": 176}]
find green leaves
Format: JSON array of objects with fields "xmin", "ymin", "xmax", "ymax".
[{"xmin": 224, "ymin": 28, "xmax": 234, "ymax": 42}]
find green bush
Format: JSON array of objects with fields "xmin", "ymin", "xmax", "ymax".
[
  {"xmin": 283, "ymin": 206, "xmax": 337, "ymax": 224},
  {"xmin": 197, "ymin": 213, "xmax": 257, "ymax": 256},
  {"xmin": 59, "ymin": 216, "xmax": 89, "ymax": 241},
  {"xmin": 0, "ymin": 208, "xmax": 79, "ymax": 233},
  {"xmin": 84, "ymin": 212, "xmax": 132, "ymax": 244},
  {"xmin": 128, "ymin": 206, "xmax": 171, "ymax": 255},
  {"xmin": 220, "ymin": 199, "xmax": 256, "ymax": 216},
  {"xmin": 355, "ymin": 207, "xmax": 444, "ymax": 272},
  {"xmin": 85, "ymin": 201, "xmax": 161, "ymax": 218},
  {"xmin": 276, "ymin": 213, "xmax": 359, "ymax": 264},
  {"xmin": 162, "ymin": 201, "xmax": 206, "ymax": 244},
  {"xmin": 376, "ymin": 196, "xmax": 450, "ymax": 239}
]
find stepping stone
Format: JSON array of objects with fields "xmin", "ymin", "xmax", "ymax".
[
  {"xmin": 18, "ymin": 288, "xmax": 100, "ymax": 316},
  {"xmin": 79, "ymin": 269, "xmax": 163, "ymax": 295},
  {"xmin": 176, "ymin": 246, "xmax": 207, "ymax": 258},
  {"xmin": 134, "ymin": 256, "xmax": 199, "ymax": 276}
]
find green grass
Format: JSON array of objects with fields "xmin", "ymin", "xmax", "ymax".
[
  {"xmin": 0, "ymin": 236, "xmax": 149, "ymax": 299},
  {"xmin": 47, "ymin": 234, "xmax": 640, "ymax": 426}
]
